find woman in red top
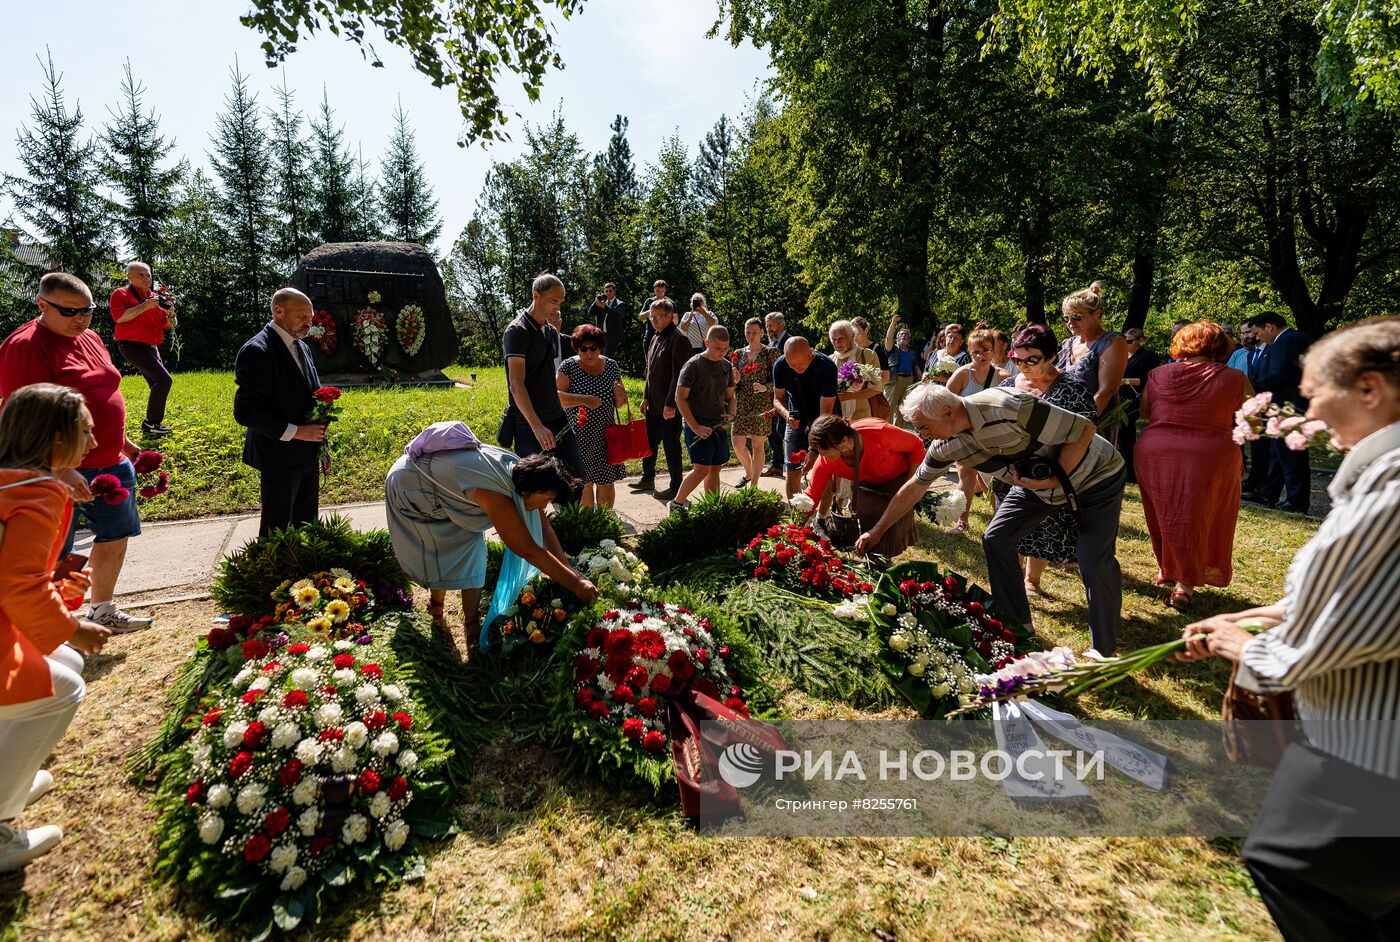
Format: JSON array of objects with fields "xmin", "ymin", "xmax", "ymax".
[
  {"xmin": 1135, "ymin": 322, "xmax": 1253, "ymax": 610},
  {"xmin": 803, "ymin": 415, "xmax": 926, "ymax": 557},
  {"xmin": 109, "ymin": 262, "xmax": 175, "ymax": 436},
  {"xmin": 0, "ymin": 384, "xmax": 111, "ymax": 872}
]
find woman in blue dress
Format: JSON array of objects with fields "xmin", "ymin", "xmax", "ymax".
[{"xmin": 385, "ymin": 440, "xmax": 598, "ymax": 646}]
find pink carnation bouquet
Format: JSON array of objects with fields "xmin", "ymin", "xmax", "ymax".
[{"xmin": 1233, "ymin": 392, "xmax": 1333, "ymax": 452}]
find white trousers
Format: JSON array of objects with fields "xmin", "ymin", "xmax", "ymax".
[{"xmin": 0, "ymin": 645, "xmax": 84, "ymax": 821}]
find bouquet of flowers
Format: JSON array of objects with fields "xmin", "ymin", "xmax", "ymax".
[
  {"xmin": 206, "ymin": 613, "xmax": 283, "ymax": 653},
  {"xmin": 837, "ymin": 358, "xmax": 882, "ymax": 392},
  {"xmin": 307, "ymin": 310, "xmax": 337, "ymax": 355},
  {"xmin": 868, "ymin": 562, "xmax": 1033, "ymax": 716},
  {"xmin": 491, "ymin": 577, "xmax": 572, "ymax": 653},
  {"xmin": 573, "ymin": 540, "xmax": 648, "ymax": 597},
  {"xmin": 352, "ymin": 292, "xmax": 389, "ymax": 366},
  {"xmin": 915, "ymin": 488, "xmax": 965, "ymax": 527},
  {"xmin": 730, "ymin": 352, "xmax": 770, "ymax": 386},
  {"xmin": 91, "ymin": 449, "xmax": 170, "ymax": 504},
  {"xmin": 737, "ymin": 524, "xmax": 873, "ymax": 598},
  {"xmin": 929, "ymin": 354, "xmax": 959, "ymax": 379},
  {"xmin": 308, "ymin": 387, "xmax": 342, "ymax": 475},
  {"xmin": 569, "ymin": 601, "xmax": 749, "ymax": 757},
  {"xmin": 161, "ymin": 636, "xmax": 452, "ymax": 934},
  {"xmin": 269, "ymin": 570, "xmax": 375, "ymax": 640},
  {"xmin": 1233, "ymin": 392, "xmax": 1333, "ymax": 451},
  {"xmin": 395, "ymin": 305, "xmax": 426, "ymax": 357}
]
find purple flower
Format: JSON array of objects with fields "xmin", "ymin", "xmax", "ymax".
[
  {"xmin": 354, "ymin": 634, "xmax": 373, "ymax": 645},
  {"xmin": 837, "ymin": 359, "xmax": 860, "ymax": 382}
]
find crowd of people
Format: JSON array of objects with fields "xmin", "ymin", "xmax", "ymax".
[{"xmin": 0, "ymin": 264, "xmax": 1396, "ymax": 942}]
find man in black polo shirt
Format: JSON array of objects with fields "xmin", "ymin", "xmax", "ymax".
[
  {"xmin": 501, "ymin": 273, "xmax": 593, "ymax": 479},
  {"xmin": 763, "ymin": 311, "xmax": 796, "ymax": 476},
  {"xmin": 772, "ymin": 336, "xmax": 838, "ymax": 497}
]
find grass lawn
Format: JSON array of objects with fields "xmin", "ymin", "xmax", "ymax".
[{"xmin": 0, "ymin": 479, "xmax": 1316, "ymax": 940}]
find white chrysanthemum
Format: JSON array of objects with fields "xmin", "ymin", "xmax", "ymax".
[
  {"xmin": 269, "ymin": 844, "xmax": 298, "ymax": 874},
  {"xmin": 369, "ymin": 791, "xmax": 393, "ymax": 819},
  {"xmin": 206, "ymin": 783, "xmax": 231, "ymax": 810},
  {"xmin": 304, "ymin": 646, "xmax": 328, "ymax": 663},
  {"xmin": 248, "ymin": 675, "xmax": 272, "ymax": 693},
  {"xmin": 193, "ymin": 742, "xmax": 213, "ymax": 767},
  {"xmin": 236, "ymin": 783, "xmax": 267, "ymax": 816},
  {"xmin": 292, "ymin": 777, "xmax": 319, "ymax": 807},
  {"xmin": 354, "ymin": 685, "xmax": 380, "ymax": 706},
  {"xmin": 290, "ymin": 667, "xmax": 318, "ymax": 690},
  {"xmin": 381, "ymin": 684, "xmax": 403, "ymax": 703},
  {"xmin": 272, "ymin": 722, "xmax": 300, "ymax": 750},
  {"xmin": 371, "ymin": 732, "xmax": 400, "ymax": 757},
  {"xmin": 384, "ymin": 818, "xmax": 410, "ymax": 852},
  {"xmin": 233, "ymin": 668, "xmax": 254, "ymax": 688},
  {"xmin": 397, "ymin": 749, "xmax": 418, "ymax": 771},
  {"xmin": 295, "ymin": 738, "xmax": 321, "ymax": 766},
  {"xmin": 197, "ymin": 812, "xmax": 224, "ymax": 844},
  {"xmin": 341, "ymin": 813, "xmax": 369, "ymax": 845},
  {"xmin": 329, "ymin": 567, "xmax": 353, "ymax": 581},
  {"xmin": 897, "ymin": 613, "xmax": 917, "ymax": 630},
  {"xmin": 255, "ymin": 706, "xmax": 279, "ymax": 727},
  {"xmin": 297, "ymin": 807, "xmax": 320, "ymax": 836},
  {"xmin": 343, "ymin": 721, "xmax": 369, "ymax": 749},
  {"xmin": 315, "ymin": 703, "xmax": 344, "ymax": 728},
  {"xmin": 330, "ymin": 745, "xmax": 358, "ymax": 773},
  {"xmin": 334, "ymin": 640, "xmax": 355, "ymax": 651},
  {"xmin": 598, "ymin": 539, "xmax": 617, "ymax": 551},
  {"xmin": 332, "ymin": 668, "xmax": 356, "ymax": 686},
  {"xmin": 223, "ymin": 721, "xmax": 249, "ymax": 750},
  {"xmin": 281, "ymin": 866, "xmax": 308, "ymax": 891}
]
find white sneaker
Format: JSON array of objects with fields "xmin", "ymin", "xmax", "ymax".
[
  {"xmin": 0, "ymin": 822, "xmax": 62, "ymax": 872},
  {"xmin": 26, "ymin": 770, "xmax": 53, "ymax": 807},
  {"xmin": 87, "ymin": 602, "xmax": 152, "ymax": 633}
]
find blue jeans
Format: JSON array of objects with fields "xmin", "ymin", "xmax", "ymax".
[
  {"xmin": 63, "ymin": 457, "xmax": 142, "ymax": 554},
  {"xmin": 511, "ymin": 413, "xmax": 585, "ymax": 481}
]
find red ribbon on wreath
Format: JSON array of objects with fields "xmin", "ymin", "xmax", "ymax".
[{"xmin": 666, "ymin": 688, "xmax": 787, "ymax": 823}]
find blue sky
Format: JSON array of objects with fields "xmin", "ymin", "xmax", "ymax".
[{"xmin": 1, "ymin": 0, "xmax": 773, "ymax": 253}]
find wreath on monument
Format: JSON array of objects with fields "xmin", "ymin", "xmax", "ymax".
[
  {"xmin": 308, "ymin": 310, "xmax": 338, "ymax": 356},
  {"xmin": 396, "ymin": 305, "xmax": 426, "ymax": 357},
  {"xmin": 352, "ymin": 292, "xmax": 389, "ymax": 367}
]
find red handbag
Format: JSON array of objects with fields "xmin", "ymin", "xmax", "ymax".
[{"xmin": 605, "ymin": 400, "xmax": 652, "ymax": 463}]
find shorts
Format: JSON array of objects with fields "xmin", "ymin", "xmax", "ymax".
[
  {"xmin": 784, "ymin": 425, "xmax": 812, "ymax": 472},
  {"xmin": 683, "ymin": 426, "xmax": 731, "ymax": 466},
  {"xmin": 64, "ymin": 457, "xmax": 142, "ymax": 553}
]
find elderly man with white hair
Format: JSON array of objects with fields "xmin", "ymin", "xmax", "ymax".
[
  {"xmin": 856, "ymin": 382, "xmax": 1127, "ymax": 654},
  {"xmin": 109, "ymin": 261, "xmax": 176, "ymax": 436}
]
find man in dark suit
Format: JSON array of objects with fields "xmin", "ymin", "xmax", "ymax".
[
  {"xmin": 234, "ymin": 287, "xmax": 329, "ymax": 537},
  {"xmin": 590, "ymin": 282, "xmax": 626, "ymax": 357},
  {"xmin": 1243, "ymin": 311, "xmax": 1312, "ymax": 513}
]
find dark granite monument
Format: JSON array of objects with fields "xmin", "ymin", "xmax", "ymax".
[{"xmin": 290, "ymin": 242, "xmax": 458, "ymax": 385}]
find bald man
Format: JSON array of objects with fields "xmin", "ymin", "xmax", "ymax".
[
  {"xmin": 771, "ymin": 336, "xmax": 838, "ymax": 497},
  {"xmin": 233, "ymin": 288, "xmax": 329, "ymax": 536},
  {"xmin": 110, "ymin": 261, "xmax": 176, "ymax": 435}
]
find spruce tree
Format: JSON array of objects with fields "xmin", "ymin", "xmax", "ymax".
[
  {"xmin": 268, "ymin": 76, "xmax": 315, "ymax": 266},
  {"xmin": 4, "ymin": 52, "xmax": 111, "ymax": 287},
  {"xmin": 308, "ymin": 90, "xmax": 356, "ymax": 243},
  {"xmin": 101, "ymin": 60, "xmax": 183, "ymax": 266},
  {"xmin": 348, "ymin": 146, "xmax": 380, "ymax": 242},
  {"xmin": 208, "ymin": 61, "xmax": 276, "ymax": 327},
  {"xmin": 378, "ymin": 100, "xmax": 442, "ymax": 246}
]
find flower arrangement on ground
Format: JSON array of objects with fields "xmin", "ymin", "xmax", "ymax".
[
  {"xmin": 352, "ymin": 292, "xmax": 389, "ymax": 366},
  {"xmin": 1233, "ymin": 392, "xmax": 1333, "ymax": 450},
  {"xmin": 396, "ymin": 304, "xmax": 426, "ymax": 356},
  {"xmin": 490, "ymin": 575, "xmax": 572, "ymax": 653},
  {"xmin": 868, "ymin": 561, "xmax": 1033, "ymax": 716},
  {"xmin": 737, "ymin": 524, "xmax": 872, "ymax": 598},
  {"xmin": 269, "ymin": 570, "xmax": 374, "ymax": 640},
  {"xmin": 307, "ymin": 309, "xmax": 337, "ymax": 355},
  {"xmin": 837, "ymin": 359, "xmax": 882, "ymax": 392},
  {"xmin": 574, "ymin": 540, "xmax": 648, "ymax": 597},
  {"xmin": 153, "ymin": 635, "xmax": 454, "ymax": 937},
  {"xmin": 915, "ymin": 488, "xmax": 966, "ymax": 527}
]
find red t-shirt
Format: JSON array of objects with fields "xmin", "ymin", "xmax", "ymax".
[
  {"xmin": 805, "ymin": 418, "xmax": 927, "ymax": 505},
  {"xmin": 0, "ymin": 319, "xmax": 127, "ymax": 469},
  {"xmin": 110, "ymin": 284, "xmax": 168, "ymax": 345}
]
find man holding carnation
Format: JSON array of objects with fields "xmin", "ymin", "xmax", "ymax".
[{"xmin": 0, "ymin": 272, "xmax": 153, "ymax": 632}]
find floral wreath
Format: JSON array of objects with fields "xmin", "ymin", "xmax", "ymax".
[
  {"xmin": 352, "ymin": 292, "xmax": 389, "ymax": 366},
  {"xmin": 396, "ymin": 305, "xmax": 426, "ymax": 357}
]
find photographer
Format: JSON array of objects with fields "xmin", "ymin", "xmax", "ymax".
[
  {"xmin": 679, "ymin": 292, "xmax": 717, "ymax": 349},
  {"xmin": 591, "ymin": 282, "xmax": 625, "ymax": 357},
  {"xmin": 109, "ymin": 262, "xmax": 176, "ymax": 437},
  {"xmin": 856, "ymin": 383, "xmax": 1126, "ymax": 654}
]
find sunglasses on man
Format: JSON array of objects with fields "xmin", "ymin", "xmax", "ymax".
[
  {"xmin": 1007, "ymin": 353, "xmax": 1045, "ymax": 366},
  {"xmin": 38, "ymin": 296, "xmax": 97, "ymax": 317}
]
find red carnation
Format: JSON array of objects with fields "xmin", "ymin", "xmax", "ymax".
[
  {"xmin": 201, "ymin": 708, "xmax": 224, "ymax": 726},
  {"xmin": 314, "ymin": 386, "xmax": 342, "ymax": 403},
  {"xmin": 587, "ymin": 700, "xmax": 611, "ymax": 721},
  {"xmin": 642, "ymin": 730, "xmax": 666, "ymax": 752},
  {"xmin": 391, "ymin": 711, "xmax": 412, "ymax": 731},
  {"xmin": 185, "ymin": 781, "xmax": 205, "ymax": 804},
  {"xmin": 243, "ymin": 834, "xmax": 272, "ymax": 862},
  {"xmin": 261, "ymin": 661, "xmax": 281, "ymax": 673},
  {"xmin": 573, "ymin": 654, "xmax": 600, "ymax": 682},
  {"xmin": 242, "ymin": 639, "xmax": 270, "ymax": 661},
  {"xmin": 279, "ymin": 759, "xmax": 305, "ymax": 787},
  {"xmin": 966, "ymin": 601, "xmax": 985, "ymax": 617},
  {"xmin": 585, "ymin": 627, "xmax": 607, "ymax": 649},
  {"xmin": 632, "ymin": 612, "xmax": 646, "ymax": 623},
  {"xmin": 987, "ymin": 618, "xmax": 1004, "ymax": 630},
  {"xmin": 725, "ymin": 696, "xmax": 750, "ymax": 717},
  {"xmin": 358, "ymin": 769, "xmax": 382, "ymax": 793},
  {"xmin": 318, "ymin": 727, "xmax": 345, "ymax": 743},
  {"xmin": 611, "ymin": 684, "xmax": 635, "ymax": 705},
  {"xmin": 577, "ymin": 406, "xmax": 588, "ymax": 427},
  {"xmin": 625, "ymin": 665, "xmax": 649, "ymax": 689},
  {"xmin": 602, "ymin": 629, "xmax": 633, "ymax": 657},
  {"xmin": 242, "ymin": 721, "xmax": 268, "ymax": 749},
  {"xmin": 240, "ymin": 689, "xmax": 265, "ymax": 706},
  {"xmin": 264, "ymin": 807, "xmax": 291, "ymax": 837},
  {"xmin": 637, "ymin": 696, "xmax": 659, "ymax": 718},
  {"xmin": 320, "ymin": 685, "xmax": 338, "ymax": 697},
  {"xmin": 622, "ymin": 717, "xmax": 645, "ymax": 740},
  {"xmin": 206, "ymin": 627, "xmax": 233, "ymax": 648},
  {"xmin": 333, "ymin": 653, "xmax": 355, "ymax": 669},
  {"xmin": 387, "ymin": 776, "xmax": 410, "ymax": 801},
  {"xmin": 694, "ymin": 648, "xmax": 709, "ymax": 666},
  {"xmin": 283, "ymin": 690, "xmax": 309, "ymax": 709},
  {"xmin": 945, "ymin": 576, "xmax": 959, "ymax": 591},
  {"xmin": 718, "ymin": 645, "xmax": 732, "ymax": 661},
  {"xmin": 229, "ymin": 751, "xmax": 255, "ymax": 779},
  {"xmin": 360, "ymin": 663, "xmax": 383, "ymax": 679},
  {"xmin": 574, "ymin": 687, "xmax": 594, "ymax": 708},
  {"xmin": 364, "ymin": 710, "xmax": 388, "ymax": 731},
  {"xmin": 287, "ymin": 642, "xmax": 311, "ymax": 655},
  {"xmin": 309, "ymin": 836, "xmax": 333, "ymax": 857},
  {"xmin": 649, "ymin": 674, "xmax": 673, "ymax": 696}
]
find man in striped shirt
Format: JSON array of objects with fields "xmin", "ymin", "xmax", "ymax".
[{"xmin": 857, "ymin": 383, "xmax": 1126, "ymax": 653}]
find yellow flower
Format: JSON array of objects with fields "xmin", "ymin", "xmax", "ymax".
[
  {"xmin": 271, "ymin": 579, "xmax": 292, "ymax": 602},
  {"xmin": 325, "ymin": 600, "xmax": 351, "ymax": 624},
  {"xmin": 295, "ymin": 585, "xmax": 321, "ymax": 609},
  {"xmin": 333, "ymin": 578, "xmax": 355, "ymax": 594},
  {"xmin": 291, "ymin": 578, "xmax": 313, "ymax": 592},
  {"xmin": 306, "ymin": 617, "xmax": 332, "ymax": 634}
]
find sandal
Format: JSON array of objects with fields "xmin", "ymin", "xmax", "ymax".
[
  {"xmin": 426, "ymin": 602, "xmax": 447, "ymax": 628},
  {"xmin": 952, "ymin": 517, "xmax": 968, "ymax": 536},
  {"xmin": 1153, "ymin": 573, "xmax": 1170, "ymax": 586},
  {"xmin": 1024, "ymin": 581, "xmax": 1042, "ymax": 599},
  {"xmin": 1167, "ymin": 590, "xmax": 1192, "ymax": 611}
]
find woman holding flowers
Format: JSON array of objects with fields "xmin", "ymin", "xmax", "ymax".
[
  {"xmin": 385, "ymin": 446, "xmax": 598, "ymax": 646},
  {"xmin": 1135, "ymin": 322, "xmax": 1252, "ymax": 610},
  {"xmin": 829, "ymin": 320, "xmax": 883, "ymax": 421},
  {"xmin": 556, "ymin": 324, "xmax": 627, "ymax": 508},
  {"xmin": 1176, "ymin": 317, "xmax": 1400, "ymax": 942},
  {"xmin": 730, "ymin": 318, "xmax": 781, "ymax": 486},
  {"xmin": 0, "ymin": 384, "xmax": 111, "ymax": 871}
]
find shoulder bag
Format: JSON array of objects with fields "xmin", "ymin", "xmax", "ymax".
[{"xmin": 605, "ymin": 399, "xmax": 652, "ymax": 464}]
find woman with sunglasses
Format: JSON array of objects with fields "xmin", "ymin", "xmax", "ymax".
[
  {"xmin": 556, "ymin": 324, "xmax": 627, "ymax": 508},
  {"xmin": 999, "ymin": 323, "xmax": 1098, "ymax": 597},
  {"xmin": 1057, "ymin": 282, "xmax": 1129, "ymax": 443}
]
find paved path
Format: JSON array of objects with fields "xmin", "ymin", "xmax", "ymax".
[{"xmin": 100, "ymin": 467, "xmax": 798, "ymax": 608}]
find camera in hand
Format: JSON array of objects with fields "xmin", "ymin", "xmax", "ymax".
[
  {"xmin": 596, "ymin": 293, "xmax": 606, "ymax": 302},
  {"xmin": 691, "ymin": 298, "xmax": 703, "ymax": 310},
  {"xmin": 1014, "ymin": 456, "xmax": 1056, "ymax": 481},
  {"xmin": 153, "ymin": 284, "xmax": 175, "ymax": 310}
]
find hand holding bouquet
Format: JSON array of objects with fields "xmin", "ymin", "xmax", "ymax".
[
  {"xmin": 1233, "ymin": 392, "xmax": 1333, "ymax": 451},
  {"xmin": 309, "ymin": 387, "xmax": 342, "ymax": 475}
]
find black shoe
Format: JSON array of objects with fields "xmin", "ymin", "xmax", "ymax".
[
  {"xmin": 1240, "ymin": 492, "xmax": 1272, "ymax": 505},
  {"xmin": 632, "ymin": 477, "xmax": 655, "ymax": 492},
  {"xmin": 141, "ymin": 421, "xmax": 172, "ymax": 437},
  {"xmin": 1279, "ymin": 503, "xmax": 1310, "ymax": 514},
  {"xmin": 654, "ymin": 486, "xmax": 677, "ymax": 502}
]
